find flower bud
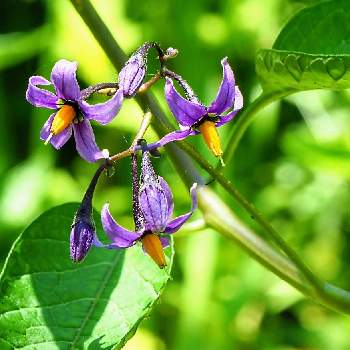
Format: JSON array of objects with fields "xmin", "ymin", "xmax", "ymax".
[
  {"xmin": 69, "ymin": 163, "xmax": 105, "ymax": 262},
  {"xmin": 163, "ymin": 47, "xmax": 178, "ymax": 60},
  {"xmin": 139, "ymin": 151, "xmax": 169, "ymax": 233},
  {"xmin": 70, "ymin": 217, "xmax": 95, "ymax": 262},
  {"xmin": 118, "ymin": 52, "xmax": 146, "ymax": 97}
]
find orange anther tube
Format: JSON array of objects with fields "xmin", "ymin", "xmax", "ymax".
[
  {"xmin": 51, "ymin": 104, "xmax": 76, "ymax": 136},
  {"xmin": 198, "ymin": 120, "xmax": 223, "ymax": 157},
  {"xmin": 141, "ymin": 233, "xmax": 167, "ymax": 269}
]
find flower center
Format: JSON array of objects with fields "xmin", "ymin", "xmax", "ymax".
[
  {"xmin": 198, "ymin": 120, "xmax": 223, "ymax": 159},
  {"xmin": 141, "ymin": 233, "xmax": 166, "ymax": 269},
  {"xmin": 44, "ymin": 104, "xmax": 76, "ymax": 145}
]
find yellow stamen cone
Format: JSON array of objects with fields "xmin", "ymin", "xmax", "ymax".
[
  {"xmin": 198, "ymin": 120, "xmax": 223, "ymax": 157},
  {"xmin": 50, "ymin": 104, "xmax": 76, "ymax": 136},
  {"xmin": 141, "ymin": 233, "xmax": 167, "ymax": 269}
]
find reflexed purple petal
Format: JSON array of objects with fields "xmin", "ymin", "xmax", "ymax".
[
  {"xmin": 70, "ymin": 221, "xmax": 95, "ymax": 262},
  {"xmin": 51, "ymin": 125, "xmax": 73, "ymax": 149},
  {"xmin": 146, "ymin": 128, "xmax": 195, "ymax": 151},
  {"xmin": 140, "ymin": 183, "xmax": 169, "ymax": 233},
  {"xmin": 159, "ymin": 177, "xmax": 174, "ymax": 219},
  {"xmin": 79, "ymin": 88, "xmax": 124, "ymax": 125},
  {"xmin": 165, "ymin": 78, "xmax": 206, "ymax": 127},
  {"xmin": 208, "ymin": 57, "xmax": 235, "ymax": 115},
  {"xmin": 72, "ymin": 119, "xmax": 105, "ymax": 163},
  {"xmin": 40, "ymin": 114, "xmax": 73, "ymax": 149},
  {"xmin": 101, "ymin": 204, "xmax": 141, "ymax": 247},
  {"xmin": 119, "ymin": 53, "xmax": 146, "ymax": 97},
  {"xmin": 160, "ymin": 236, "xmax": 170, "ymax": 248},
  {"xmin": 216, "ymin": 86, "xmax": 243, "ymax": 127},
  {"xmin": 51, "ymin": 59, "xmax": 81, "ymax": 101},
  {"xmin": 234, "ymin": 85, "xmax": 243, "ymax": 110},
  {"xmin": 164, "ymin": 183, "xmax": 198, "ymax": 234},
  {"xmin": 40, "ymin": 113, "xmax": 54, "ymax": 142},
  {"xmin": 26, "ymin": 76, "xmax": 58, "ymax": 109}
]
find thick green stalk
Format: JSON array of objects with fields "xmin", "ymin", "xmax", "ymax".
[
  {"xmin": 174, "ymin": 139, "xmax": 323, "ymax": 292},
  {"xmin": 198, "ymin": 186, "xmax": 350, "ymax": 314},
  {"xmin": 69, "ymin": 0, "xmax": 350, "ymax": 313}
]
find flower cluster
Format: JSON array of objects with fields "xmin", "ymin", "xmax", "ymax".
[{"xmin": 26, "ymin": 42, "xmax": 243, "ymax": 267}]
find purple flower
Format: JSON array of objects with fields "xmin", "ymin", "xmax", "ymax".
[
  {"xmin": 99, "ymin": 151, "xmax": 197, "ymax": 268},
  {"xmin": 148, "ymin": 57, "xmax": 243, "ymax": 158},
  {"xmin": 26, "ymin": 59, "xmax": 123, "ymax": 162}
]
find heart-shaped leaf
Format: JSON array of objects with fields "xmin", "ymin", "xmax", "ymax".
[
  {"xmin": 0, "ymin": 204, "xmax": 173, "ymax": 349},
  {"xmin": 256, "ymin": 0, "xmax": 350, "ymax": 94}
]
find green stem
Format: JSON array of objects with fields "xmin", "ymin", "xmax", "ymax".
[
  {"xmin": 198, "ymin": 186, "xmax": 350, "ymax": 314},
  {"xmin": 222, "ymin": 91, "xmax": 288, "ymax": 167},
  {"xmin": 70, "ymin": 0, "xmax": 350, "ymax": 313},
  {"xmin": 173, "ymin": 139, "xmax": 322, "ymax": 291},
  {"xmin": 197, "ymin": 186, "xmax": 308, "ymax": 294}
]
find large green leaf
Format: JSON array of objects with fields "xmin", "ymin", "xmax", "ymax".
[
  {"xmin": 0, "ymin": 204, "xmax": 173, "ymax": 349},
  {"xmin": 256, "ymin": 0, "xmax": 350, "ymax": 94}
]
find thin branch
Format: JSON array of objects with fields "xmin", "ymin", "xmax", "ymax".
[
  {"xmin": 80, "ymin": 82, "xmax": 119, "ymax": 99},
  {"xmin": 138, "ymin": 72, "xmax": 162, "ymax": 94},
  {"xmin": 70, "ymin": 0, "xmax": 350, "ymax": 313},
  {"xmin": 108, "ymin": 111, "xmax": 152, "ymax": 163}
]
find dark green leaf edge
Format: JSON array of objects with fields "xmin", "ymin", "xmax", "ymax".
[{"xmin": 256, "ymin": 49, "xmax": 350, "ymax": 94}]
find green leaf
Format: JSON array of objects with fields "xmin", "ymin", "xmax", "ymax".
[
  {"xmin": 256, "ymin": 0, "xmax": 350, "ymax": 94},
  {"xmin": 0, "ymin": 204, "xmax": 173, "ymax": 349}
]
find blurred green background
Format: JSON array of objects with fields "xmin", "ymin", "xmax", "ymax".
[{"xmin": 2, "ymin": 0, "xmax": 350, "ymax": 349}]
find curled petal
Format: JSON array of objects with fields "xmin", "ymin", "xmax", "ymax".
[
  {"xmin": 118, "ymin": 53, "xmax": 146, "ymax": 97},
  {"xmin": 146, "ymin": 128, "xmax": 195, "ymax": 151},
  {"xmin": 50, "ymin": 59, "xmax": 81, "ymax": 101},
  {"xmin": 208, "ymin": 57, "xmax": 236, "ymax": 115},
  {"xmin": 165, "ymin": 78, "xmax": 206, "ymax": 127},
  {"xmin": 72, "ymin": 119, "xmax": 105, "ymax": 163},
  {"xmin": 101, "ymin": 204, "xmax": 141, "ymax": 248},
  {"xmin": 40, "ymin": 113, "xmax": 72, "ymax": 149},
  {"xmin": 26, "ymin": 76, "xmax": 58, "ymax": 109},
  {"xmin": 164, "ymin": 183, "xmax": 198, "ymax": 234},
  {"xmin": 79, "ymin": 88, "xmax": 124, "ymax": 125},
  {"xmin": 159, "ymin": 177, "xmax": 174, "ymax": 219},
  {"xmin": 216, "ymin": 86, "xmax": 243, "ymax": 127}
]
